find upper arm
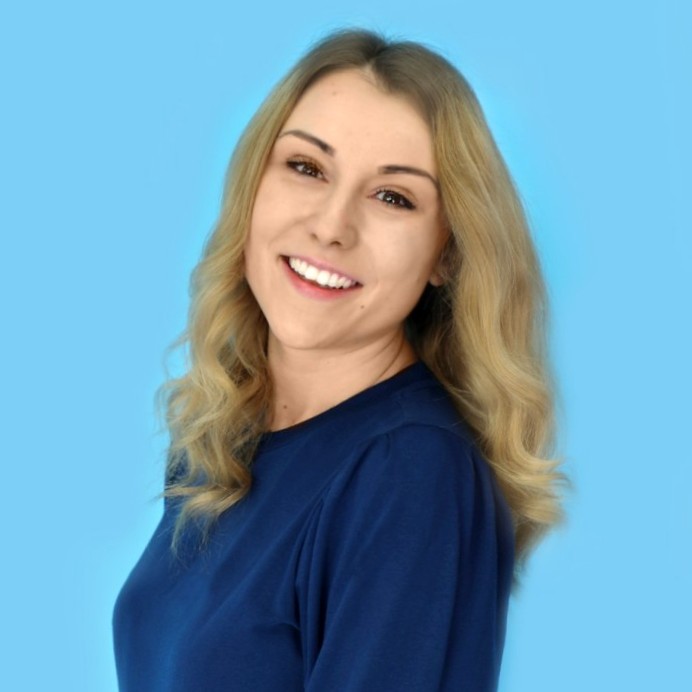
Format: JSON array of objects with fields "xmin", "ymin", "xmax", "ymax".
[{"xmin": 297, "ymin": 425, "xmax": 515, "ymax": 691}]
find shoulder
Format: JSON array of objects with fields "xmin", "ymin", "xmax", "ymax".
[
  {"xmin": 323, "ymin": 413, "xmax": 502, "ymax": 535},
  {"xmin": 338, "ymin": 361, "xmax": 479, "ymax": 455},
  {"xmin": 336, "ymin": 422, "xmax": 489, "ymax": 512},
  {"xmin": 351, "ymin": 367, "xmax": 484, "ymax": 490},
  {"xmin": 310, "ymin": 416, "xmax": 515, "ymax": 591},
  {"xmin": 316, "ymin": 363, "xmax": 497, "ymax": 503},
  {"xmin": 316, "ymin": 372, "xmax": 515, "ymax": 554}
]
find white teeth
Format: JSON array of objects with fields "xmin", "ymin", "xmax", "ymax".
[{"xmin": 287, "ymin": 257, "xmax": 356, "ymax": 289}]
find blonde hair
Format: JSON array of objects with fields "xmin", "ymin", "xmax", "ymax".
[{"xmin": 161, "ymin": 28, "xmax": 569, "ymax": 586}]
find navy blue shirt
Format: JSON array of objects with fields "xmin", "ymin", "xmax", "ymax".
[{"xmin": 113, "ymin": 361, "xmax": 515, "ymax": 691}]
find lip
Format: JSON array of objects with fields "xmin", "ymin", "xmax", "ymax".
[
  {"xmin": 281, "ymin": 254, "xmax": 362, "ymax": 285},
  {"xmin": 280, "ymin": 256, "xmax": 363, "ymax": 301}
]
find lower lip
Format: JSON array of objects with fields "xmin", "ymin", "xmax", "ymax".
[{"xmin": 281, "ymin": 258, "xmax": 362, "ymax": 301}]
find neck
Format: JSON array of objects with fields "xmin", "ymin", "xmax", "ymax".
[{"xmin": 266, "ymin": 331, "xmax": 417, "ymax": 432}]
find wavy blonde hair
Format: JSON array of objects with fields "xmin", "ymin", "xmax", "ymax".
[{"xmin": 161, "ymin": 28, "xmax": 569, "ymax": 584}]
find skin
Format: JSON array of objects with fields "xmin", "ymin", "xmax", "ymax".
[{"xmin": 244, "ymin": 68, "xmax": 449, "ymax": 430}]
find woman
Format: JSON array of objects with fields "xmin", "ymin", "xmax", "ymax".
[{"xmin": 113, "ymin": 28, "xmax": 567, "ymax": 691}]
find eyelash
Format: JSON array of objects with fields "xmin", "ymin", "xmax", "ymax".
[{"xmin": 285, "ymin": 158, "xmax": 416, "ymax": 211}]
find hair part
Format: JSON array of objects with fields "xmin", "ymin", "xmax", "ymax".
[{"xmin": 160, "ymin": 27, "xmax": 570, "ymax": 589}]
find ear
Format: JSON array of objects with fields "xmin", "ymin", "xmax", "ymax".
[
  {"xmin": 428, "ymin": 232, "xmax": 452, "ymax": 287},
  {"xmin": 428, "ymin": 264, "xmax": 445, "ymax": 287}
]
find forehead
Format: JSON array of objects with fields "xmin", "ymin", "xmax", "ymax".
[{"xmin": 281, "ymin": 69, "xmax": 436, "ymax": 172}]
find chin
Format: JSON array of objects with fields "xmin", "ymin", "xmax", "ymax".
[{"xmin": 267, "ymin": 322, "xmax": 336, "ymax": 352}]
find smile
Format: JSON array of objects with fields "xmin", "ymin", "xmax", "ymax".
[{"xmin": 284, "ymin": 256, "xmax": 360, "ymax": 289}]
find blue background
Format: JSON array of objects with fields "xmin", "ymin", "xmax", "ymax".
[{"xmin": 1, "ymin": 1, "xmax": 689, "ymax": 690}]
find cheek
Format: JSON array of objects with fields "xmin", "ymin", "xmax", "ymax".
[
  {"xmin": 379, "ymin": 234, "xmax": 440, "ymax": 285},
  {"xmin": 248, "ymin": 187, "xmax": 296, "ymax": 250},
  {"xmin": 248, "ymin": 171, "xmax": 276, "ymax": 227},
  {"xmin": 245, "ymin": 193, "xmax": 279, "ymax": 269}
]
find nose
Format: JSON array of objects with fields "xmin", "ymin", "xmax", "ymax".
[{"xmin": 307, "ymin": 188, "xmax": 358, "ymax": 249}]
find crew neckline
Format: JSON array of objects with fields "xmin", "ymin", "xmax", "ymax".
[{"xmin": 256, "ymin": 360, "xmax": 432, "ymax": 453}]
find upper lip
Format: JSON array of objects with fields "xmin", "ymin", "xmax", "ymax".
[{"xmin": 283, "ymin": 254, "xmax": 362, "ymax": 285}]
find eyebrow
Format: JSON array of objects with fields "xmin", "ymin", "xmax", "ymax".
[{"xmin": 278, "ymin": 129, "xmax": 440, "ymax": 191}]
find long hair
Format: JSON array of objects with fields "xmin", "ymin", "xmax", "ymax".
[{"xmin": 161, "ymin": 28, "xmax": 569, "ymax": 585}]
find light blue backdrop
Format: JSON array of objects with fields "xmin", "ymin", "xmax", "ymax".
[{"xmin": 1, "ymin": 1, "xmax": 689, "ymax": 690}]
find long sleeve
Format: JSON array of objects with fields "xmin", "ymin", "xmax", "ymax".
[
  {"xmin": 114, "ymin": 363, "xmax": 515, "ymax": 691},
  {"xmin": 297, "ymin": 425, "xmax": 515, "ymax": 691}
]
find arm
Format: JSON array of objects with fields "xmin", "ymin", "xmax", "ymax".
[{"xmin": 297, "ymin": 425, "xmax": 515, "ymax": 691}]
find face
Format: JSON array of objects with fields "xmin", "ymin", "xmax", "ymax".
[{"xmin": 244, "ymin": 68, "xmax": 448, "ymax": 358}]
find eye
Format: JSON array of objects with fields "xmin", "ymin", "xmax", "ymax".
[
  {"xmin": 286, "ymin": 158, "xmax": 324, "ymax": 179},
  {"xmin": 374, "ymin": 189, "xmax": 416, "ymax": 211}
]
